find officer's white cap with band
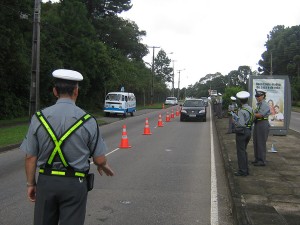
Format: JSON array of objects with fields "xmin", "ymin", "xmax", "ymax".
[
  {"xmin": 218, "ymin": 93, "xmax": 222, "ymax": 96},
  {"xmin": 52, "ymin": 69, "xmax": 83, "ymax": 81},
  {"xmin": 255, "ymin": 89, "xmax": 266, "ymax": 97},
  {"xmin": 236, "ymin": 91, "xmax": 250, "ymax": 99},
  {"xmin": 230, "ymin": 96, "xmax": 236, "ymax": 101}
]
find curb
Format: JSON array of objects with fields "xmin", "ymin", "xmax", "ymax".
[
  {"xmin": 0, "ymin": 143, "xmax": 21, "ymax": 153},
  {"xmin": 214, "ymin": 117, "xmax": 252, "ymax": 225}
]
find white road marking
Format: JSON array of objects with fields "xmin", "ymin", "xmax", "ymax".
[
  {"xmin": 210, "ymin": 107, "xmax": 219, "ymax": 225},
  {"xmin": 90, "ymin": 148, "xmax": 120, "ymax": 165}
]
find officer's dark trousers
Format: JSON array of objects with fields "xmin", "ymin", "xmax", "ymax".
[
  {"xmin": 253, "ymin": 120, "xmax": 270, "ymax": 164},
  {"xmin": 227, "ymin": 116, "xmax": 235, "ymax": 133},
  {"xmin": 34, "ymin": 175, "xmax": 88, "ymax": 225},
  {"xmin": 236, "ymin": 128, "xmax": 251, "ymax": 174}
]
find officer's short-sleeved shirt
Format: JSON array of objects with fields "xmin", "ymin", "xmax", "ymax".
[
  {"xmin": 236, "ymin": 104, "xmax": 254, "ymax": 128},
  {"xmin": 20, "ymin": 98, "xmax": 107, "ymax": 172},
  {"xmin": 255, "ymin": 99, "xmax": 271, "ymax": 118}
]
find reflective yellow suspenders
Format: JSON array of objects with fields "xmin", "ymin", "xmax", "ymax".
[
  {"xmin": 36, "ymin": 111, "xmax": 92, "ymax": 177},
  {"xmin": 242, "ymin": 107, "xmax": 254, "ymax": 128}
]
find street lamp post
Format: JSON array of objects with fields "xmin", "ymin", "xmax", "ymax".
[
  {"xmin": 177, "ymin": 69, "xmax": 185, "ymax": 100},
  {"xmin": 172, "ymin": 60, "xmax": 176, "ymax": 97}
]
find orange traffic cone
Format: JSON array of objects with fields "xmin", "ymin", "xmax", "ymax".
[
  {"xmin": 171, "ymin": 109, "xmax": 175, "ymax": 118},
  {"xmin": 157, "ymin": 114, "xmax": 164, "ymax": 127},
  {"xmin": 143, "ymin": 118, "xmax": 152, "ymax": 135},
  {"xmin": 176, "ymin": 108, "xmax": 180, "ymax": 116},
  {"xmin": 162, "ymin": 103, "xmax": 165, "ymax": 109},
  {"xmin": 165, "ymin": 112, "xmax": 171, "ymax": 122},
  {"xmin": 119, "ymin": 125, "xmax": 131, "ymax": 148}
]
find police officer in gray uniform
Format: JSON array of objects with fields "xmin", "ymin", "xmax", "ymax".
[
  {"xmin": 232, "ymin": 91, "xmax": 254, "ymax": 176},
  {"xmin": 252, "ymin": 89, "xmax": 270, "ymax": 166},
  {"xmin": 20, "ymin": 69, "xmax": 114, "ymax": 225},
  {"xmin": 227, "ymin": 96, "xmax": 238, "ymax": 134}
]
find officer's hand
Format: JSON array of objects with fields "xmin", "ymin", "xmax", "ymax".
[
  {"xmin": 97, "ymin": 164, "xmax": 114, "ymax": 176},
  {"xmin": 27, "ymin": 186, "xmax": 36, "ymax": 202}
]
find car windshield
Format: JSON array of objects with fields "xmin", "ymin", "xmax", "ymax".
[
  {"xmin": 106, "ymin": 94, "xmax": 121, "ymax": 101},
  {"xmin": 166, "ymin": 97, "xmax": 176, "ymax": 100},
  {"xmin": 184, "ymin": 100, "xmax": 204, "ymax": 107}
]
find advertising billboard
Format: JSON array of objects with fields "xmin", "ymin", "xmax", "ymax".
[{"xmin": 249, "ymin": 75, "xmax": 291, "ymax": 136}]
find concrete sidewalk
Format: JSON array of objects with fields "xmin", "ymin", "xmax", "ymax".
[{"xmin": 215, "ymin": 117, "xmax": 300, "ymax": 225}]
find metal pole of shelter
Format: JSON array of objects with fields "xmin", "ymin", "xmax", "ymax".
[{"xmin": 29, "ymin": 0, "xmax": 41, "ymax": 120}]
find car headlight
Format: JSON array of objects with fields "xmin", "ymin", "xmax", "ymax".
[
  {"xmin": 181, "ymin": 110, "xmax": 187, "ymax": 113},
  {"xmin": 199, "ymin": 110, "xmax": 205, "ymax": 113}
]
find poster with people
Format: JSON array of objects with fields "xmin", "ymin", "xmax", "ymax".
[{"xmin": 251, "ymin": 78, "xmax": 285, "ymax": 127}]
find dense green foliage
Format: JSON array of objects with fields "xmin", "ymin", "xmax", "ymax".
[
  {"xmin": 1, "ymin": 0, "xmax": 299, "ymax": 119},
  {"xmin": 0, "ymin": 0, "xmax": 172, "ymax": 119},
  {"xmin": 258, "ymin": 25, "xmax": 300, "ymax": 102}
]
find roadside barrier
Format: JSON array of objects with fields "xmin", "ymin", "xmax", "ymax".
[
  {"xmin": 119, "ymin": 125, "xmax": 132, "ymax": 148},
  {"xmin": 143, "ymin": 118, "xmax": 152, "ymax": 135}
]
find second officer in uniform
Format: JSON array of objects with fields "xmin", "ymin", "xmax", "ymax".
[
  {"xmin": 252, "ymin": 89, "xmax": 270, "ymax": 166},
  {"xmin": 232, "ymin": 91, "xmax": 254, "ymax": 176}
]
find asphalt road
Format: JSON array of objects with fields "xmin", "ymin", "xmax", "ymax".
[
  {"xmin": 0, "ymin": 106, "xmax": 233, "ymax": 225},
  {"xmin": 290, "ymin": 111, "xmax": 300, "ymax": 133}
]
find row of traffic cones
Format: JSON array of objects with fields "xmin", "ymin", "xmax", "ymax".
[{"xmin": 119, "ymin": 108, "xmax": 181, "ymax": 149}]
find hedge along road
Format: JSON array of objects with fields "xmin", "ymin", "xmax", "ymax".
[{"xmin": 0, "ymin": 106, "xmax": 233, "ymax": 225}]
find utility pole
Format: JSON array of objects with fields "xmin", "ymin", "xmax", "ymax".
[
  {"xmin": 177, "ymin": 69, "xmax": 185, "ymax": 100},
  {"xmin": 172, "ymin": 60, "xmax": 176, "ymax": 97},
  {"xmin": 29, "ymin": 0, "xmax": 41, "ymax": 120},
  {"xmin": 147, "ymin": 46, "xmax": 160, "ymax": 104}
]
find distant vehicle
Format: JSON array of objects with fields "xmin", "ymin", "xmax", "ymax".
[
  {"xmin": 180, "ymin": 99, "xmax": 206, "ymax": 122},
  {"xmin": 200, "ymin": 97, "xmax": 209, "ymax": 107},
  {"xmin": 165, "ymin": 97, "xmax": 178, "ymax": 105},
  {"xmin": 104, "ymin": 92, "xmax": 136, "ymax": 117}
]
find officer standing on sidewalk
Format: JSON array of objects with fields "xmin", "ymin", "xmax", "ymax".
[
  {"xmin": 20, "ymin": 69, "xmax": 114, "ymax": 225},
  {"xmin": 227, "ymin": 96, "xmax": 238, "ymax": 134},
  {"xmin": 216, "ymin": 93, "xmax": 223, "ymax": 119},
  {"xmin": 252, "ymin": 89, "xmax": 270, "ymax": 166},
  {"xmin": 232, "ymin": 91, "xmax": 254, "ymax": 176}
]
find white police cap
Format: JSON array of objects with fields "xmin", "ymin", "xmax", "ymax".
[
  {"xmin": 230, "ymin": 96, "xmax": 236, "ymax": 101},
  {"xmin": 52, "ymin": 69, "xmax": 83, "ymax": 81},
  {"xmin": 255, "ymin": 89, "xmax": 266, "ymax": 97},
  {"xmin": 218, "ymin": 93, "xmax": 222, "ymax": 96},
  {"xmin": 236, "ymin": 91, "xmax": 250, "ymax": 99}
]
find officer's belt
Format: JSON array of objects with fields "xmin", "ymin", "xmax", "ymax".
[
  {"xmin": 39, "ymin": 168, "xmax": 87, "ymax": 178},
  {"xmin": 257, "ymin": 118, "xmax": 268, "ymax": 121}
]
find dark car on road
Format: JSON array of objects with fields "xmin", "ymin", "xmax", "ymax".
[{"xmin": 180, "ymin": 99, "xmax": 207, "ymax": 122}]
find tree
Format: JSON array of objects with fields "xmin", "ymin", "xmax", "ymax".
[
  {"xmin": 93, "ymin": 15, "xmax": 148, "ymax": 60},
  {"xmin": 81, "ymin": 0, "xmax": 132, "ymax": 18},
  {"xmin": 258, "ymin": 25, "xmax": 300, "ymax": 101},
  {"xmin": 154, "ymin": 49, "xmax": 173, "ymax": 83},
  {"xmin": 0, "ymin": 0, "xmax": 33, "ymax": 118}
]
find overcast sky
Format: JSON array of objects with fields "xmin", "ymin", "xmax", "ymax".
[{"xmin": 121, "ymin": 0, "xmax": 300, "ymax": 88}]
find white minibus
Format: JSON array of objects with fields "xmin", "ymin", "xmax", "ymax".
[{"xmin": 104, "ymin": 92, "xmax": 136, "ymax": 117}]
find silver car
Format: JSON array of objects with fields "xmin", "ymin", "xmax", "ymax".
[{"xmin": 165, "ymin": 97, "xmax": 178, "ymax": 105}]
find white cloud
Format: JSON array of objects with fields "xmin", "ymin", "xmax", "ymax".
[{"xmin": 122, "ymin": 0, "xmax": 300, "ymax": 88}]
